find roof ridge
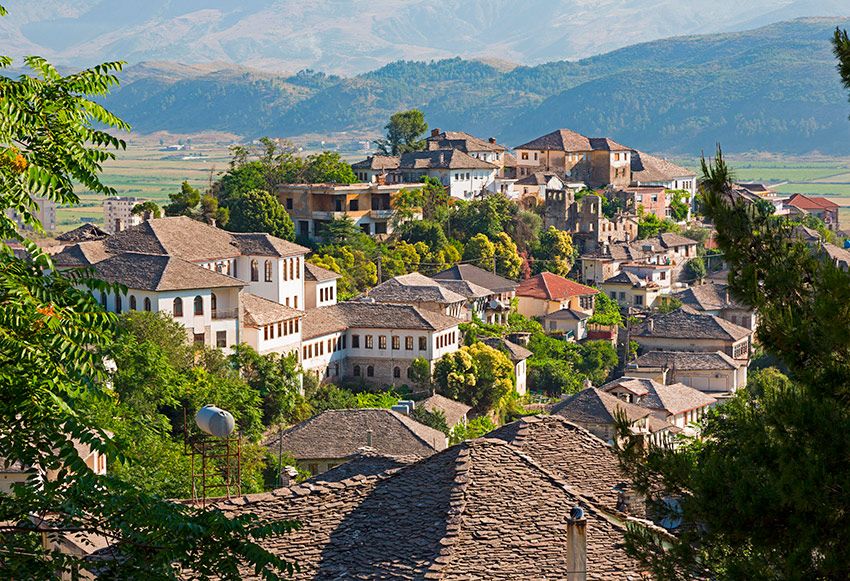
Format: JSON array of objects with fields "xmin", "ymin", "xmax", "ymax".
[{"xmin": 386, "ymin": 409, "xmax": 445, "ymax": 450}]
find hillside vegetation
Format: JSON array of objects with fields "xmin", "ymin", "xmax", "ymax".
[{"xmin": 100, "ymin": 18, "xmax": 850, "ymax": 155}]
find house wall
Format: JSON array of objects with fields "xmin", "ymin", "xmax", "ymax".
[
  {"xmin": 635, "ymin": 335, "xmax": 750, "ymax": 360},
  {"xmin": 446, "ymin": 168, "xmax": 497, "ymax": 199},
  {"xmin": 514, "ymin": 359, "xmax": 527, "ymax": 395},
  {"xmin": 601, "ymin": 282, "xmax": 662, "ymax": 309},
  {"xmin": 245, "ymin": 317, "xmax": 302, "ymax": 356},
  {"xmin": 237, "ymin": 255, "xmax": 304, "ymax": 309},
  {"xmin": 517, "ymin": 295, "xmax": 593, "ymax": 318},
  {"xmin": 305, "ymin": 279, "xmax": 337, "ymax": 310},
  {"xmin": 544, "ymin": 317, "xmax": 587, "ymax": 341}
]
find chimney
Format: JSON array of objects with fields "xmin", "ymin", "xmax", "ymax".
[
  {"xmin": 583, "ymin": 378, "xmax": 592, "ymax": 390},
  {"xmin": 648, "ymin": 318, "xmax": 654, "ymax": 333},
  {"xmin": 431, "ymin": 128, "xmax": 440, "ymax": 137},
  {"xmin": 488, "ymin": 137, "xmax": 496, "ymax": 144},
  {"xmin": 277, "ymin": 465, "xmax": 298, "ymax": 489},
  {"xmin": 566, "ymin": 506, "xmax": 587, "ymax": 581},
  {"xmin": 366, "ymin": 429, "xmax": 373, "ymax": 448}
]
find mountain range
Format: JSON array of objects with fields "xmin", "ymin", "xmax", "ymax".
[{"xmin": 92, "ymin": 17, "xmax": 850, "ymax": 155}]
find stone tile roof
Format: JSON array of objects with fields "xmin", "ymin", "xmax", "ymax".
[
  {"xmin": 631, "ymin": 350, "xmax": 741, "ymax": 371},
  {"xmin": 600, "ymin": 377, "xmax": 716, "ymax": 416},
  {"xmin": 551, "ymin": 387, "xmax": 652, "ymax": 425},
  {"xmin": 307, "ymin": 448, "xmax": 419, "ymax": 483},
  {"xmin": 365, "ymin": 272, "xmax": 467, "ymax": 304},
  {"xmin": 300, "ymin": 302, "xmax": 461, "ymax": 340},
  {"xmin": 209, "ymin": 438, "xmax": 651, "ymax": 580},
  {"xmin": 658, "ymin": 232, "xmax": 698, "ymax": 248},
  {"xmin": 418, "ymin": 393, "xmax": 471, "ymax": 428},
  {"xmin": 52, "ymin": 240, "xmax": 112, "ymax": 267},
  {"xmin": 425, "ymin": 130, "xmax": 506, "ymax": 152},
  {"xmin": 398, "ymin": 149, "xmax": 497, "ymax": 170},
  {"xmin": 55, "ymin": 223, "xmax": 110, "ymax": 243},
  {"xmin": 304, "ymin": 261, "xmax": 341, "ymax": 282},
  {"xmin": 636, "ymin": 307, "xmax": 751, "ymax": 341},
  {"xmin": 263, "ymin": 409, "xmax": 446, "ymax": 461},
  {"xmin": 517, "ymin": 272, "xmax": 599, "ymax": 300},
  {"xmin": 488, "ymin": 415, "xmax": 639, "ymax": 516},
  {"xmin": 515, "ymin": 128, "xmax": 593, "ymax": 151},
  {"xmin": 823, "ymin": 242, "xmax": 850, "ymax": 270},
  {"xmin": 674, "ymin": 282, "xmax": 745, "ymax": 311},
  {"xmin": 432, "ymin": 278, "xmax": 491, "ymax": 300},
  {"xmin": 630, "ymin": 150, "xmax": 695, "ymax": 182},
  {"xmin": 350, "ymin": 155, "xmax": 400, "ymax": 170},
  {"xmin": 589, "ymin": 137, "xmax": 631, "ymax": 152},
  {"xmin": 514, "ymin": 171, "xmax": 563, "ymax": 186},
  {"xmin": 91, "ymin": 252, "xmax": 244, "ymax": 291},
  {"xmin": 543, "ymin": 308, "xmax": 591, "ymax": 321},
  {"xmin": 603, "ymin": 270, "xmax": 644, "ymax": 286},
  {"xmin": 481, "ymin": 337, "xmax": 533, "ymax": 362},
  {"xmin": 230, "ymin": 232, "xmax": 310, "ymax": 258},
  {"xmin": 241, "ymin": 293, "xmax": 303, "ymax": 328},
  {"xmin": 432, "ymin": 264, "xmax": 518, "ymax": 293}
]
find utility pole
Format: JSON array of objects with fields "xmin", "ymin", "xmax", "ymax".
[{"xmin": 376, "ymin": 254, "xmax": 382, "ymax": 283}]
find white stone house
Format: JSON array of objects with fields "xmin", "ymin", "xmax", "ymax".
[{"xmin": 304, "ymin": 262, "xmax": 341, "ymax": 310}]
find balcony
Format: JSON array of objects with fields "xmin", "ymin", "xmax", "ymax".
[
  {"xmin": 312, "ymin": 211, "xmax": 348, "ymax": 220},
  {"xmin": 211, "ymin": 308, "xmax": 239, "ymax": 320},
  {"xmin": 370, "ymin": 209, "xmax": 394, "ymax": 219}
]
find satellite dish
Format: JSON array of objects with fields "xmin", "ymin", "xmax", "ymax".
[{"xmin": 195, "ymin": 405, "xmax": 235, "ymax": 438}]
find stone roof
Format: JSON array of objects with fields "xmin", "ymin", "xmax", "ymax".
[
  {"xmin": 630, "ymin": 150, "xmax": 695, "ymax": 182},
  {"xmin": 823, "ymin": 242, "xmax": 850, "ymax": 270},
  {"xmin": 603, "ymin": 270, "xmax": 644, "ymax": 286},
  {"xmin": 230, "ymin": 232, "xmax": 310, "ymax": 258},
  {"xmin": 516, "ymin": 129, "xmax": 631, "ymax": 153},
  {"xmin": 481, "ymin": 337, "xmax": 533, "ymax": 362},
  {"xmin": 432, "ymin": 264, "xmax": 518, "ymax": 293},
  {"xmin": 630, "ymin": 350, "xmax": 741, "ymax": 371},
  {"xmin": 300, "ymin": 301, "xmax": 460, "ymax": 340},
  {"xmin": 600, "ymin": 377, "xmax": 716, "ymax": 416},
  {"xmin": 674, "ymin": 282, "xmax": 745, "ymax": 311},
  {"xmin": 432, "ymin": 278, "xmax": 491, "ymax": 300},
  {"xmin": 241, "ymin": 293, "xmax": 303, "ymax": 327},
  {"xmin": 488, "ymin": 415, "xmax": 639, "ymax": 516},
  {"xmin": 425, "ymin": 130, "xmax": 506, "ymax": 152},
  {"xmin": 304, "ymin": 261, "xmax": 341, "ymax": 282},
  {"xmin": 658, "ymin": 232, "xmax": 698, "ymax": 248},
  {"xmin": 636, "ymin": 307, "xmax": 751, "ymax": 341},
  {"xmin": 52, "ymin": 240, "xmax": 112, "ymax": 267},
  {"xmin": 55, "ymin": 223, "xmax": 110, "ymax": 243},
  {"xmin": 307, "ymin": 448, "xmax": 419, "ymax": 483},
  {"xmin": 514, "ymin": 172, "xmax": 563, "ymax": 186},
  {"xmin": 543, "ymin": 308, "xmax": 591, "ymax": 321},
  {"xmin": 417, "ymin": 393, "xmax": 472, "ymax": 427},
  {"xmin": 90, "ymin": 252, "xmax": 244, "ymax": 291},
  {"xmin": 398, "ymin": 149, "xmax": 497, "ymax": 170},
  {"xmin": 551, "ymin": 387, "xmax": 652, "ymax": 426},
  {"xmin": 350, "ymin": 155, "xmax": 400, "ymax": 170},
  {"xmin": 209, "ymin": 438, "xmax": 650, "ymax": 580},
  {"xmin": 365, "ymin": 272, "xmax": 467, "ymax": 305},
  {"xmin": 517, "ymin": 272, "xmax": 599, "ymax": 300},
  {"xmin": 588, "ymin": 137, "xmax": 631, "ymax": 152},
  {"xmin": 263, "ymin": 409, "xmax": 446, "ymax": 461}
]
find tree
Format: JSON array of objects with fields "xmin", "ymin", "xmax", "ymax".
[
  {"xmin": 0, "ymin": 38, "xmax": 294, "ymax": 577},
  {"xmin": 450, "ymin": 193, "xmax": 516, "ymax": 242},
  {"xmin": 575, "ymin": 340, "xmax": 618, "ymax": 385},
  {"xmin": 667, "ymin": 190, "xmax": 691, "ymax": 222},
  {"xmin": 411, "ymin": 407, "xmax": 450, "ymax": 436},
  {"xmin": 229, "ymin": 345, "xmax": 306, "ymax": 425},
  {"xmin": 319, "ymin": 216, "xmax": 366, "ymax": 247},
  {"xmin": 223, "ymin": 188, "xmax": 294, "ymax": 240},
  {"xmin": 834, "ymin": 27, "xmax": 850, "ymax": 112},
  {"xmin": 374, "ymin": 109, "xmax": 428, "ymax": 155},
  {"xmin": 615, "ymin": 143, "xmax": 850, "ymax": 579},
  {"xmin": 409, "ymin": 356, "xmax": 432, "ymax": 390},
  {"xmin": 433, "ymin": 343, "xmax": 514, "ymax": 412},
  {"xmin": 686, "ymin": 256, "xmax": 706, "ymax": 281},
  {"xmin": 588, "ymin": 291, "xmax": 623, "ymax": 326},
  {"xmin": 308, "ymin": 246, "xmax": 377, "ymax": 299},
  {"xmin": 303, "ymin": 151, "xmax": 357, "ymax": 184},
  {"xmin": 398, "ymin": 219, "xmax": 449, "ymax": 252},
  {"xmin": 449, "ymin": 416, "xmax": 496, "ymax": 445},
  {"xmin": 637, "ymin": 213, "xmax": 679, "ymax": 239},
  {"xmin": 463, "ymin": 233, "xmax": 496, "ymax": 271},
  {"xmin": 536, "ymin": 226, "xmax": 575, "ymax": 276},
  {"xmin": 508, "ymin": 210, "xmax": 543, "ymax": 254},
  {"xmin": 164, "ymin": 181, "xmax": 229, "ymax": 226},
  {"xmin": 493, "ymin": 232, "xmax": 522, "ymax": 279},
  {"xmin": 131, "ymin": 200, "xmax": 161, "ymax": 219}
]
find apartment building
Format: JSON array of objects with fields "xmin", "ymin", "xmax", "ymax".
[{"xmin": 103, "ymin": 196, "xmax": 145, "ymax": 233}]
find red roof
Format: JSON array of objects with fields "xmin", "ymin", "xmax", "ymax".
[
  {"xmin": 516, "ymin": 272, "xmax": 599, "ymax": 300},
  {"xmin": 786, "ymin": 193, "xmax": 839, "ymax": 211}
]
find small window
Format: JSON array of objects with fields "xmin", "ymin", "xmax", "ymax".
[
  {"xmin": 115, "ymin": 294, "xmax": 122, "ymax": 314},
  {"xmin": 352, "ymin": 334, "xmax": 360, "ymax": 348},
  {"xmin": 216, "ymin": 331, "xmax": 227, "ymax": 348},
  {"xmin": 143, "ymin": 297, "xmax": 151, "ymax": 312},
  {"xmin": 193, "ymin": 333, "xmax": 205, "ymax": 344},
  {"xmin": 350, "ymin": 199, "xmax": 359, "ymax": 211},
  {"xmin": 365, "ymin": 335, "xmax": 374, "ymax": 349},
  {"xmin": 194, "ymin": 295, "xmax": 203, "ymax": 316},
  {"xmin": 278, "ymin": 322, "xmax": 283, "ymax": 336},
  {"xmin": 354, "ymin": 365, "xmax": 361, "ymax": 377},
  {"xmin": 286, "ymin": 198, "xmax": 293, "ymax": 209},
  {"xmin": 521, "ymin": 152, "xmax": 528, "ymax": 160},
  {"xmin": 405, "ymin": 336, "xmax": 413, "ymax": 350},
  {"xmin": 129, "ymin": 295, "xmax": 137, "ymax": 310},
  {"xmin": 392, "ymin": 336, "xmax": 400, "ymax": 350},
  {"xmin": 264, "ymin": 260, "xmax": 272, "ymax": 282},
  {"xmin": 393, "ymin": 366, "xmax": 401, "ymax": 379},
  {"xmin": 379, "ymin": 336, "xmax": 387, "ymax": 350},
  {"xmin": 173, "ymin": 297, "xmax": 183, "ymax": 317},
  {"xmin": 251, "ymin": 259, "xmax": 259, "ymax": 282},
  {"xmin": 367, "ymin": 365, "xmax": 374, "ymax": 377},
  {"xmin": 100, "ymin": 291, "xmax": 107, "ymax": 306},
  {"xmin": 407, "ymin": 367, "xmax": 413, "ymax": 379},
  {"xmin": 289, "ymin": 259, "xmax": 294, "ymax": 281},
  {"xmin": 419, "ymin": 336, "xmax": 427, "ymax": 351}
]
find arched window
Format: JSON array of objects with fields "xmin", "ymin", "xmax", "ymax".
[
  {"xmin": 194, "ymin": 295, "xmax": 203, "ymax": 316},
  {"xmin": 283, "ymin": 259, "xmax": 288, "ymax": 281},
  {"xmin": 250, "ymin": 259, "xmax": 259, "ymax": 282},
  {"xmin": 289, "ymin": 258, "xmax": 294, "ymax": 280},
  {"xmin": 173, "ymin": 297, "xmax": 183, "ymax": 317},
  {"xmin": 143, "ymin": 297, "xmax": 151, "ymax": 312},
  {"xmin": 367, "ymin": 365, "xmax": 374, "ymax": 378},
  {"xmin": 115, "ymin": 294, "xmax": 122, "ymax": 314},
  {"xmin": 100, "ymin": 291, "xmax": 107, "ymax": 306},
  {"xmin": 129, "ymin": 295, "xmax": 137, "ymax": 310},
  {"xmin": 353, "ymin": 365, "xmax": 361, "ymax": 377},
  {"xmin": 406, "ymin": 367, "xmax": 413, "ymax": 379},
  {"xmin": 211, "ymin": 293, "xmax": 217, "ymax": 317},
  {"xmin": 264, "ymin": 260, "xmax": 272, "ymax": 282},
  {"xmin": 393, "ymin": 366, "xmax": 401, "ymax": 379}
]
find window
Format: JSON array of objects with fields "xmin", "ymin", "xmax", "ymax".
[
  {"xmin": 533, "ymin": 152, "xmax": 538, "ymax": 161},
  {"xmin": 294, "ymin": 296, "xmax": 298, "ymax": 309},
  {"xmin": 354, "ymin": 365, "xmax": 361, "ymax": 377},
  {"xmin": 365, "ymin": 335, "xmax": 374, "ymax": 349},
  {"xmin": 264, "ymin": 326, "xmax": 269, "ymax": 341},
  {"xmin": 367, "ymin": 365, "xmax": 374, "ymax": 377},
  {"xmin": 129, "ymin": 295, "xmax": 137, "ymax": 310},
  {"xmin": 405, "ymin": 336, "xmax": 413, "ymax": 350},
  {"xmin": 143, "ymin": 297, "xmax": 151, "ymax": 312},
  {"xmin": 352, "ymin": 334, "xmax": 360, "ymax": 348},
  {"xmin": 374, "ymin": 222, "xmax": 387, "ymax": 235},
  {"xmin": 286, "ymin": 198, "xmax": 293, "ymax": 209},
  {"xmin": 407, "ymin": 367, "xmax": 413, "ymax": 379},
  {"xmin": 634, "ymin": 295, "xmax": 644, "ymax": 306},
  {"xmin": 419, "ymin": 336, "xmax": 427, "ymax": 350},
  {"xmin": 270, "ymin": 324, "xmax": 276, "ymax": 339},
  {"xmin": 115, "ymin": 294, "xmax": 122, "ymax": 314},
  {"xmin": 614, "ymin": 152, "xmax": 620, "ymax": 161},
  {"xmin": 379, "ymin": 336, "xmax": 387, "ymax": 350},
  {"xmin": 278, "ymin": 322, "xmax": 283, "ymax": 336},
  {"xmin": 393, "ymin": 366, "xmax": 401, "ymax": 379},
  {"xmin": 264, "ymin": 260, "xmax": 272, "ymax": 282},
  {"xmin": 341, "ymin": 334, "xmax": 346, "ymax": 348},
  {"xmin": 194, "ymin": 295, "xmax": 203, "ymax": 315},
  {"xmin": 289, "ymin": 258, "xmax": 294, "ymax": 280},
  {"xmin": 100, "ymin": 291, "xmax": 107, "ymax": 306},
  {"xmin": 173, "ymin": 297, "xmax": 183, "ymax": 317},
  {"xmin": 579, "ymin": 295, "xmax": 593, "ymax": 310},
  {"xmin": 521, "ymin": 152, "xmax": 528, "ymax": 160},
  {"xmin": 350, "ymin": 199, "xmax": 359, "ymax": 211},
  {"xmin": 392, "ymin": 336, "xmax": 400, "ymax": 350},
  {"xmin": 216, "ymin": 331, "xmax": 227, "ymax": 348},
  {"xmin": 193, "ymin": 333, "xmax": 204, "ymax": 344},
  {"xmin": 250, "ymin": 259, "xmax": 259, "ymax": 282}
]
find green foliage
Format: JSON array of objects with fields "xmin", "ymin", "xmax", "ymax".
[
  {"xmin": 575, "ymin": 340, "xmax": 618, "ymax": 385},
  {"xmin": 309, "ymin": 246, "xmax": 377, "ymax": 300},
  {"xmin": 656, "ymin": 296, "xmax": 683, "ymax": 314},
  {"xmin": 411, "ymin": 407, "xmax": 450, "ymax": 436},
  {"xmin": 434, "ymin": 343, "xmax": 514, "ymax": 412},
  {"xmin": 588, "ymin": 291, "xmax": 623, "ymax": 326},
  {"xmin": 409, "ymin": 356, "xmax": 432, "ymax": 389},
  {"xmin": 686, "ymin": 256, "xmax": 707, "ymax": 281},
  {"xmin": 164, "ymin": 181, "xmax": 229, "ymax": 226},
  {"xmin": 834, "ymin": 27, "xmax": 850, "ymax": 108},
  {"xmin": 230, "ymin": 345, "xmax": 306, "ymax": 425},
  {"xmin": 449, "ymin": 416, "xmax": 496, "ymax": 445},
  {"xmin": 223, "ymin": 188, "xmax": 295, "ymax": 240},
  {"xmin": 534, "ymin": 226, "xmax": 576, "ymax": 276},
  {"xmin": 302, "ymin": 151, "xmax": 357, "ymax": 184},
  {"xmin": 600, "ymin": 194, "xmax": 627, "ymax": 219},
  {"xmin": 463, "ymin": 233, "xmax": 496, "ymax": 271},
  {"xmin": 493, "ymin": 232, "xmax": 522, "ymax": 279},
  {"xmin": 450, "ymin": 193, "xmax": 517, "ymax": 242},
  {"xmin": 306, "ymin": 384, "xmax": 400, "ymax": 413},
  {"xmin": 374, "ymin": 109, "xmax": 428, "ymax": 155},
  {"xmin": 398, "ymin": 219, "xmax": 448, "ymax": 251},
  {"xmin": 667, "ymin": 189, "xmax": 691, "ymax": 221},
  {"xmin": 319, "ymin": 216, "xmax": 369, "ymax": 247},
  {"xmin": 637, "ymin": 213, "xmax": 680, "ymax": 239},
  {"xmin": 131, "ymin": 200, "xmax": 161, "ymax": 219}
]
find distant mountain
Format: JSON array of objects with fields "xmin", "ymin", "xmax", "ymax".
[
  {"xmin": 97, "ymin": 18, "xmax": 850, "ymax": 155},
  {"xmin": 1, "ymin": 0, "xmax": 848, "ymax": 74}
]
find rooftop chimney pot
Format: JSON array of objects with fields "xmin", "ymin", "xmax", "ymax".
[{"xmin": 431, "ymin": 128, "xmax": 440, "ymax": 137}]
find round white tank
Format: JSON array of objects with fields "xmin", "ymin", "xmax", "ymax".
[{"xmin": 195, "ymin": 405, "xmax": 235, "ymax": 438}]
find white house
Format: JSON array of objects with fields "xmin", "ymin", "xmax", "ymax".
[
  {"xmin": 390, "ymin": 150, "xmax": 498, "ymax": 200},
  {"xmin": 304, "ymin": 262, "xmax": 340, "ymax": 309}
]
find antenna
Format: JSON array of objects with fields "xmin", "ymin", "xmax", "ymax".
[{"xmin": 184, "ymin": 405, "xmax": 242, "ymax": 507}]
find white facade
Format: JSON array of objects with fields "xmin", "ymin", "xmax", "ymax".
[
  {"xmin": 305, "ymin": 278, "xmax": 337, "ymax": 310},
  {"xmin": 103, "ymin": 197, "xmax": 144, "ymax": 234},
  {"xmin": 236, "ymin": 255, "xmax": 304, "ymax": 309},
  {"xmin": 244, "ymin": 317, "xmax": 302, "ymax": 357}
]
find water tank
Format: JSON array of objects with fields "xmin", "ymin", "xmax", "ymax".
[{"xmin": 195, "ymin": 405, "xmax": 235, "ymax": 438}]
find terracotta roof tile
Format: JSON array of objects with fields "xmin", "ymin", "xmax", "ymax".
[{"xmin": 516, "ymin": 272, "xmax": 598, "ymax": 300}]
